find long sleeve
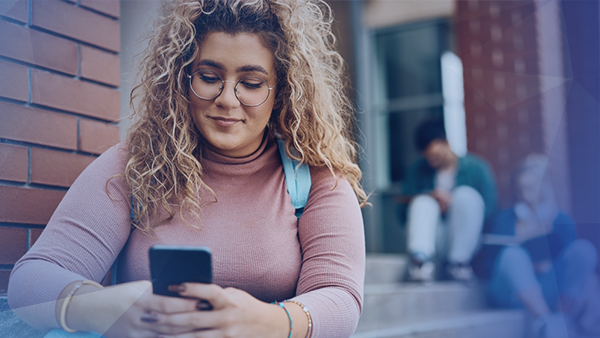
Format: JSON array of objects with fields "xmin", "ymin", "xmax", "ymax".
[
  {"xmin": 7, "ymin": 144, "xmax": 132, "ymax": 331},
  {"xmin": 292, "ymin": 167, "xmax": 365, "ymax": 338}
]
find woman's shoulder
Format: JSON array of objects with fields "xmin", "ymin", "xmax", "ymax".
[
  {"xmin": 74, "ymin": 141, "xmax": 130, "ymax": 186},
  {"xmin": 307, "ymin": 165, "xmax": 357, "ymax": 201},
  {"xmin": 90, "ymin": 141, "xmax": 130, "ymax": 170},
  {"xmin": 309, "ymin": 165, "xmax": 345, "ymax": 185}
]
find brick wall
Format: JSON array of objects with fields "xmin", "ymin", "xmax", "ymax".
[
  {"xmin": 456, "ymin": 0, "xmax": 546, "ymax": 208},
  {"xmin": 0, "ymin": 0, "xmax": 121, "ymax": 296}
]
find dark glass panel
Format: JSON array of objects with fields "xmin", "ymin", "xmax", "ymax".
[{"xmin": 388, "ymin": 107, "xmax": 444, "ymax": 182}]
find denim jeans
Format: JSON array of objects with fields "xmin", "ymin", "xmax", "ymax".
[
  {"xmin": 407, "ymin": 185, "xmax": 485, "ymax": 263},
  {"xmin": 487, "ymin": 239, "xmax": 598, "ymax": 309}
]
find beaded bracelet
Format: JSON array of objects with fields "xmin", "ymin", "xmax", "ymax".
[
  {"xmin": 58, "ymin": 280, "xmax": 103, "ymax": 333},
  {"xmin": 286, "ymin": 300, "xmax": 313, "ymax": 338},
  {"xmin": 272, "ymin": 301, "xmax": 293, "ymax": 338}
]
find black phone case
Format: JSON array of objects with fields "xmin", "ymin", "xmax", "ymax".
[{"xmin": 149, "ymin": 245, "xmax": 212, "ymax": 298}]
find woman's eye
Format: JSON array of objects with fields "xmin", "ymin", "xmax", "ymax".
[
  {"xmin": 240, "ymin": 80, "xmax": 264, "ymax": 90},
  {"xmin": 199, "ymin": 75, "xmax": 220, "ymax": 83}
]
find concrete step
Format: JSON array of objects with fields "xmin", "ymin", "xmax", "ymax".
[
  {"xmin": 0, "ymin": 297, "xmax": 45, "ymax": 338},
  {"xmin": 365, "ymin": 254, "xmax": 408, "ymax": 285},
  {"xmin": 357, "ymin": 282, "xmax": 487, "ymax": 333},
  {"xmin": 352, "ymin": 310, "xmax": 528, "ymax": 338}
]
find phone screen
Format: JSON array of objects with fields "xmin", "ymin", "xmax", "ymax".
[{"xmin": 149, "ymin": 245, "xmax": 212, "ymax": 297}]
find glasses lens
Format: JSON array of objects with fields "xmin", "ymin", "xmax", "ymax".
[
  {"xmin": 190, "ymin": 70, "xmax": 222, "ymax": 100},
  {"xmin": 235, "ymin": 77, "xmax": 270, "ymax": 107}
]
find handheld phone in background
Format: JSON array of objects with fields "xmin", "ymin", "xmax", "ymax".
[{"xmin": 149, "ymin": 245, "xmax": 212, "ymax": 301}]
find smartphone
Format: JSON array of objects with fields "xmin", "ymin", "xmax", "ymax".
[{"xmin": 149, "ymin": 245, "xmax": 212, "ymax": 298}]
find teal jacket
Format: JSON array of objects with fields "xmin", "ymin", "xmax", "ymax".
[{"xmin": 402, "ymin": 154, "xmax": 498, "ymax": 219}]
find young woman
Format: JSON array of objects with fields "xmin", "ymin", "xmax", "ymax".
[
  {"xmin": 7, "ymin": 1, "xmax": 368, "ymax": 337},
  {"xmin": 485, "ymin": 155, "xmax": 598, "ymax": 338}
]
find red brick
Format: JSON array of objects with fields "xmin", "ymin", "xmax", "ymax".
[
  {"xmin": 0, "ymin": 227, "xmax": 27, "ymax": 264},
  {"xmin": 0, "ymin": 0, "xmax": 27, "ymax": 22},
  {"xmin": 0, "ymin": 185, "xmax": 65, "ymax": 224},
  {"xmin": 0, "ymin": 21, "xmax": 79, "ymax": 76},
  {"xmin": 31, "ymin": 148, "xmax": 95, "ymax": 187},
  {"xmin": 30, "ymin": 228, "xmax": 43, "ymax": 247},
  {"xmin": 0, "ymin": 59, "xmax": 28, "ymax": 102},
  {"xmin": 81, "ymin": 46, "xmax": 120, "ymax": 87},
  {"xmin": 31, "ymin": 70, "xmax": 120, "ymax": 121},
  {"xmin": 0, "ymin": 101, "xmax": 78, "ymax": 150},
  {"xmin": 457, "ymin": 0, "xmax": 543, "ymax": 207},
  {"xmin": 32, "ymin": 0, "xmax": 120, "ymax": 52},
  {"xmin": 80, "ymin": 0, "xmax": 120, "ymax": 18},
  {"xmin": 0, "ymin": 270, "xmax": 10, "ymax": 294},
  {"xmin": 0, "ymin": 144, "xmax": 28, "ymax": 183},
  {"xmin": 79, "ymin": 119, "xmax": 120, "ymax": 155}
]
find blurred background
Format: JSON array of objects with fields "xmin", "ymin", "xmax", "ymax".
[
  {"xmin": 326, "ymin": 0, "xmax": 597, "ymax": 257},
  {"xmin": 1, "ymin": 0, "xmax": 599, "ymax": 337}
]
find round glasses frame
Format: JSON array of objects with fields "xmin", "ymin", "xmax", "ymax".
[{"xmin": 187, "ymin": 69, "xmax": 274, "ymax": 107}]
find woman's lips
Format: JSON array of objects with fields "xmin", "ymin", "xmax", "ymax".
[{"xmin": 210, "ymin": 116, "xmax": 242, "ymax": 127}]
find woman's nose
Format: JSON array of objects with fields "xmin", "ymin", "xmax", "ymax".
[{"xmin": 214, "ymin": 81, "xmax": 240, "ymax": 109}]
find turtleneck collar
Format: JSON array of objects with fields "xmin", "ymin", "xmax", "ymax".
[{"xmin": 200, "ymin": 132, "xmax": 272, "ymax": 165}]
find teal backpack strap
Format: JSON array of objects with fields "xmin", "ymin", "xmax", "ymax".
[{"xmin": 276, "ymin": 139, "xmax": 311, "ymax": 218}]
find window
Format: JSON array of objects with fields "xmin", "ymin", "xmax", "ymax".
[
  {"xmin": 369, "ymin": 18, "xmax": 455, "ymax": 253},
  {"xmin": 374, "ymin": 18, "xmax": 453, "ymax": 185}
]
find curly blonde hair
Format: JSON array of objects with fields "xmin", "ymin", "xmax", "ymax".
[{"xmin": 123, "ymin": 0, "xmax": 368, "ymax": 231}]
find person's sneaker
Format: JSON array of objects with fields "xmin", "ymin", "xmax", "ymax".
[
  {"xmin": 446, "ymin": 263, "xmax": 477, "ymax": 285},
  {"xmin": 533, "ymin": 312, "xmax": 574, "ymax": 338},
  {"xmin": 408, "ymin": 260, "xmax": 436, "ymax": 283}
]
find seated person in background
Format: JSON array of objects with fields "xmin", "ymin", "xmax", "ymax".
[
  {"xmin": 485, "ymin": 154, "xmax": 599, "ymax": 338},
  {"xmin": 403, "ymin": 120, "xmax": 497, "ymax": 282}
]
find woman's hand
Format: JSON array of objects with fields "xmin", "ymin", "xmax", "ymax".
[
  {"xmin": 153, "ymin": 283, "xmax": 290, "ymax": 338},
  {"xmin": 65, "ymin": 280, "xmax": 200, "ymax": 338}
]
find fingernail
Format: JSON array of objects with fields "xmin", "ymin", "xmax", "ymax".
[
  {"xmin": 140, "ymin": 312, "xmax": 158, "ymax": 323},
  {"xmin": 168, "ymin": 284, "xmax": 186, "ymax": 292}
]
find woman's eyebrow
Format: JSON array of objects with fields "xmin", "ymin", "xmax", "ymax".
[
  {"xmin": 196, "ymin": 59, "xmax": 224, "ymax": 69},
  {"xmin": 236, "ymin": 65, "xmax": 269, "ymax": 75},
  {"xmin": 196, "ymin": 60, "xmax": 269, "ymax": 75}
]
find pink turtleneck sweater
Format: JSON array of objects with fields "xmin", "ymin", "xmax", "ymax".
[{"xmin": 8, "ymin": 136, "xmax": 365, "ymax": 338}]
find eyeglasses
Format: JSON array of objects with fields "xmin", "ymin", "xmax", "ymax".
[{"xmin": 188, "ymin": 69, "xmax": 274, "ymax": 107}]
